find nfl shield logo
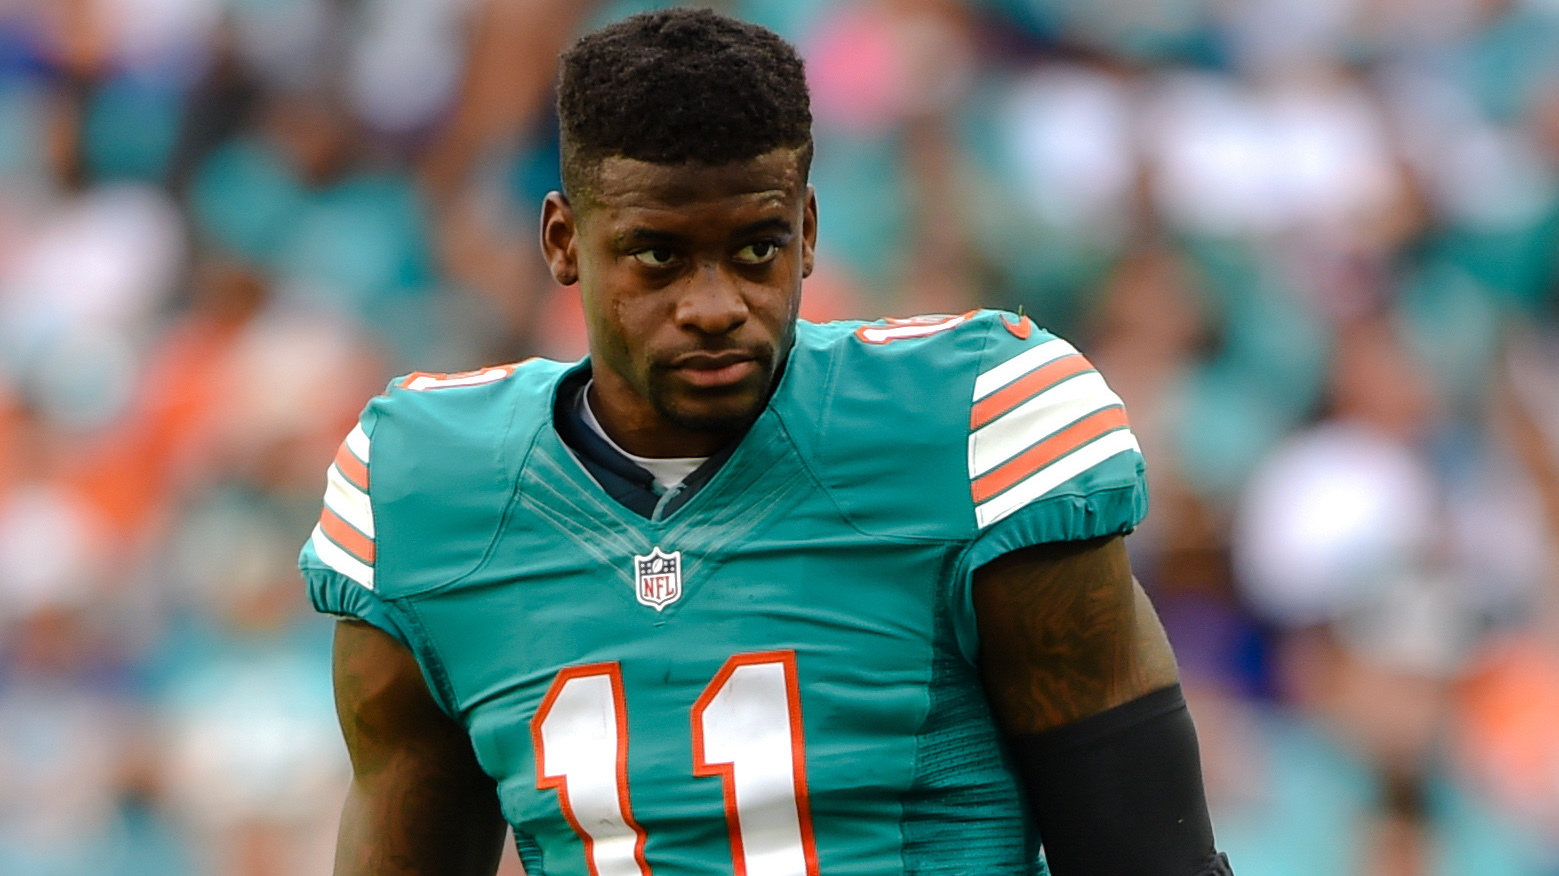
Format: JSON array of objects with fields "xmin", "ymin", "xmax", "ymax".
[{"xmin": 633, "ymin": 547, "xmax": 683, "ymax": 611}]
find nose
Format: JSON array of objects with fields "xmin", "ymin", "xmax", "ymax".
[{"xmin": 675, "ymin": 264, "xmax": 749, "ymax": 336}]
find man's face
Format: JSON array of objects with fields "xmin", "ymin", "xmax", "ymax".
[{"xmin": 541, "ymin": 148, "xmax": 817, "ymax": 456}]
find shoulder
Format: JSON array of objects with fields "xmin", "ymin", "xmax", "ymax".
[
  {"xmin": 365, "ymin": 359, "xmax": 570, "ymax": 452},
  {"xmin": 354, "ymin": 358, "xmax": 569, "ymax": 508},
  {"xmin": 792, "ymin": 309, "xmax": 1001, "ymax": 373},
  {"xmin": 787, "ymin": 309, "xmax": 1078, "ymax": 398},
  {"xmin": 778, "ymin": 312, "xmax": 1146, "ymax": 545},
  {"xmin": 784, "ymin": 309, "xmax": 1094, "ymax": 444},
  {"xmin": 302, "ymin": 357, "xmax": 573, "ymax": 599}
]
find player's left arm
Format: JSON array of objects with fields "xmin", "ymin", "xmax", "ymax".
[{"xmin": 973, "ymin": 534, "xmax": 1233, "ymax": 876}]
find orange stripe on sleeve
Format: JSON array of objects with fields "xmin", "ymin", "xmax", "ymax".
[
  {"xmin": 334, "ymin": 441, "xmax": 369, "ymax": 491},
  {"xmin": 971, "ymin": 406, "xmax": 1130, "ymax": 504},
  {"xmin": 970, "ymin": 354, "xmax": 1093, "ymax": 430},
  {"xmin": 320, "ymin": 506, "xmax": 376, "ymax": 565}
]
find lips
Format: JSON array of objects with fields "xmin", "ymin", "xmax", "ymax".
[{"xmin": 670, "ymin": 351, "xmax": 760, "ymax": 389}]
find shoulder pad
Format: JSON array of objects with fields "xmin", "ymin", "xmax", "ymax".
[
  {"xmin": 301, "ymin": 358, "xmax": 571, "ymax": 600},
  {"xmin": 781, "ymin": 312, "xmax": 1146, "ymax": 545}
]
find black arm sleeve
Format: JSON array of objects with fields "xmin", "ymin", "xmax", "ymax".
[{"xmin": 1010, "ymin": 684, "xmax": 1233, "ymax": 876}]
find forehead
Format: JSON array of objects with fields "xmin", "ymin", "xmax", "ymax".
[{"xmin": 580, "ymin": 149, "xmax": 806, "ymax": 226}]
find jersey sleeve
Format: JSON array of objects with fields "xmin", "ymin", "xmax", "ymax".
[
  {"xmin": 960, "ymin": 315, "xmax": 1148, "ymax": 571},
  {"xmin": 297, "ymin": 410, "xmax": 414, "ymax": 647}
]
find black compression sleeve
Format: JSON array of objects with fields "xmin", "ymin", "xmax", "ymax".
[{"xmin": 1010, "ymin": 684, "xmax": 1232, "ymax": 876}]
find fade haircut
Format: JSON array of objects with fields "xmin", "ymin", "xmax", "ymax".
[{"xmin": 557, "ymin": 7, "xmax": 813, "ymax": 202}]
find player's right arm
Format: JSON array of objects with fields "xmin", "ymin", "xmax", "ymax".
[
  {"xmin": 332, "ymin": 619, "xmax": 508, "ymax": 876},
  {"xmin": 301, "ymin": 405, "xmax": 510, "ymax": 875}
]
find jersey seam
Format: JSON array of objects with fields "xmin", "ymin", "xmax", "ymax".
[
  {"xmin": 953, "ymin": 481, "xmax": 1144, "ymax": 576},
  {"xmin": 769, "ymin": 405, "xmax": 961, "ymax": 547},
  {"xmin": 440, "ymin": 374, "xmax": 546, "ymax": 591},
  {"xmin": 966, "ymin": 312, "xmax": 1000, "ymax": 530},
  {"xmin": 389, "ymin": 597, "xmax": 466, "ymax": 722},
  {"xmin": 768, "ymin": 323, "xmax": 972, "ymax": 546},
  {"xmin": 437, "ymin": 410, "xmax": 548, "ymax": 595},
  {"xmin": 381, "ymin": 370, "xmax": 555, "ymax": 598}
]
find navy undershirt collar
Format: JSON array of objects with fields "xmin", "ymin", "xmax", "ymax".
[{"xmin": 551, "ymin": 368, "xmax": 739, "ymax": 519}]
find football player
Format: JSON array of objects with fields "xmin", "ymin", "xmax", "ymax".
[{"xmin": 302, "ymin": 9, "xmax": 1232, "ymax": 875}]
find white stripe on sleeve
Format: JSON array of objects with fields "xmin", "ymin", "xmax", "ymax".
[
  {"xmin": 968, "ymin": 373, "xmax": 1123, "ymax": 477},
  {"xmin": 974, "ymin": 429, "xmax": 1141, "ymax": 529},
  {"xmin": 323, "ymin": 464, "xmax": 375, "ymax": 537},
  {"xmin": 344, "ymin": 423, "xmax": 371, "ymax": 464},
  {"xmin": 972, "ymin": 338, "xmax": 1077, "ymax": 401},
  {"xmin": 310, "ymin": 523, "xmax": 376, "ymax": 589}
]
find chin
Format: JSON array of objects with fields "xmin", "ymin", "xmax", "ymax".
[
  {"xmin": 660, "ymin": 390, "xmax": 767, "ymax": 435},
  {"xmin": 651, "ymin": 369, "xmax": 773, "ymax": 435}
]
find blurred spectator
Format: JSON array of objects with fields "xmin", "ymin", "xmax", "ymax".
[
  {"xmin": 151, "ymin": 489, "xmax": 342, "ymax": 876},
  {"xmin": 1222, "ymin": 315, "xmax": 1559, "ymax": 871},
  {"xmin": 1206, "ymin": 602, "xmax": 1556, "ymax": 876},
  {"xmin": 1454, "ymin": 331, "xmax": 1559, "ymax": 848}
]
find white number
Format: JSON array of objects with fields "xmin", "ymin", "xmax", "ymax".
[
  {"xmin": 693, "ymin": 652, "xmax": 820, "ymax": 876},
  {"xmin": 853, "ymin": 312, "xmax": 976, "ymax": 344},
  {"xmin": 532, "ymin": 665, "xmax": 651, "ymax": 876},
  {"xmin": 534, "ymin": 652, "xmax": 818, "ymax": 876},
  {"xmin": 399, "ymin": 364, "xmax": 519, "ymax": 391}
]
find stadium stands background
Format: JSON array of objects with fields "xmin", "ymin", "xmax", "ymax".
[{"xmin": 0, "ymin": 0, "xmax": 1557, "ymax": 872}]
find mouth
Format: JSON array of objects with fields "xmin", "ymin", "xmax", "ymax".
[{"xmin": 669, "ymin": 351, "xmax": 761, "ymax": 389}]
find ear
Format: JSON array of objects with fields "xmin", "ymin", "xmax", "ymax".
[
  {"xmin": 801, "ymin": 184, "xmax": 818, "ymax": 279},
  {"xmin": 540, "ymin": 191, "xmax": 580, "ymax": 286}
]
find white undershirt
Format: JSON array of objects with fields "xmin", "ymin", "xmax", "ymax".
[{"xmin": 579, "ymin": 382, "xmax": 708, "ymax": 491}]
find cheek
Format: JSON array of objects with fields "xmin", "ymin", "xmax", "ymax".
[
  {"xmin": 608, "ymin": 288, "xmax": 671, "ymax": 359},
  {"xmin": 755, "ymin": 276, "xmax": 804, "ymax": 328},
  {"xmin": 744, "ymin": 260, "xmax": 804, "ymax": 316},
  {"xmin": 581, "ymin": 280, "xmax": 634, "ymax": 357}
]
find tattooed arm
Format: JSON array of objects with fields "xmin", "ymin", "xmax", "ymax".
[
  {"xmin": 973, "ymin": 534, "xmax": 1177, "ymax": 733},
  {"xmin": 973, "ymin": 535, "xmax": 1231, "ymax": 875},
  {"xmin": 332, "ymin": 620, "xmax": 508, "ymax": 876}
]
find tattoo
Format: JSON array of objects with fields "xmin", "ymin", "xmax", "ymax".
[{"xmin": 972, "ymin": 536, "xmax": 1178, "ymax": 734}]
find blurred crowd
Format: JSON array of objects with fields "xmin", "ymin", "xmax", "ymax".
[{"xmin": 0, "ymin": 0, "xmax": 1557, "ymax": 873}]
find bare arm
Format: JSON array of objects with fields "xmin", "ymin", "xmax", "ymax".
[
  {"xmin": 332, "ymin": 620, "xmax": 508, "ymax": 876},
  {"xmin": 973, "ymin": 534, "xmax": 1178, "ymax": 734},
  {"xmin": 973, "ymin": 535, "xmax": 1231, "ymax": 875}
]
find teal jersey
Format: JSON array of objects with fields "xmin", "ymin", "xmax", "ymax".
[{"xmin": 299, "ymin": 311, "xmax": 1147, "ymax": 876}]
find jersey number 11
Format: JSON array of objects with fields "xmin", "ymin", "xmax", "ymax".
[{"xmin": 532, "ymin": 650, "xmax": 820, "ymax": 876}]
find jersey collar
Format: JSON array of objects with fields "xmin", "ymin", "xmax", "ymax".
[{"xmin": 551, "ymin": 365, "xmax": 742, "ymax": 520}]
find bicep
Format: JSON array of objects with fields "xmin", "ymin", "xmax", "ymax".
[
  {"xmin": 332, "ymin": 620, "xmax": 507, "ymax": 876},
  {"xmin": 971, "ymin": 535, "xmax": 1179, "ymax": 735}
]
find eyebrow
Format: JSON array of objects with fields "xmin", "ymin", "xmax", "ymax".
[
  {"xmin": 613, "ymin": 217, "xmax": 795, "ymax": 249},
  {"xmin": 616, "ymin": 228, "xmax": 687, "ymax": 248},
  {"xmin": 731, "ymin": 217, "xmax": 794, "ymax": 239}
]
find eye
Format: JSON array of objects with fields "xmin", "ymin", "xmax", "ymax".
[
  {"xmin": 733, "ymin": 240, "xmax": 780, "ymax": 265},
  {"xmin": 632, "ymin": 247, "xmax": 678, "ymax": 268}
]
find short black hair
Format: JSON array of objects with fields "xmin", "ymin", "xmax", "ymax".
[{"xmin": 557, "ymin": 7, "xmax": 813, "ymax": 201}]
